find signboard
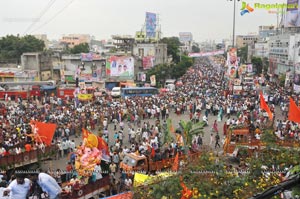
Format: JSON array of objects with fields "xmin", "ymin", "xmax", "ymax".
[
  {"xmin": 179, "ymin": 32, "xmax": 193, "ymax": 43},
  {"xmin": 80, "ymin": 53, "xmax": 101, "ymax": 61},
  {"xmin": 188, "ymin": 50, "xmax": 224, "ymax": 57},
  {"xmin": 77, "ymin": 94, "xmax": 93, "ymax": 101},
  {"xmin": 284, "ymin": 0, "xmax": 300, "ymax": 27},
  {"xmin": 142, "ymin": 56, "xmax": 155, "ymax": 69},
  {"xmin": 226, "ymin": 48, "xmax": 239, "ymax": 79},
  {"xmin": 107, "ymin": 56, "xmax": 134, "ymax": 77},
  {"xmin": 150, "ymin": 75, "xmax": 156, "ymax": 86},
  {"xmin": 146, "ymin": 12, "xmax": 157, "ymax": 38}
]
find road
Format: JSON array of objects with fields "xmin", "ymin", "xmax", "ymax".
[{"xmin": 40, "ymin": 101, "xmax": 285, "ymax": 172}]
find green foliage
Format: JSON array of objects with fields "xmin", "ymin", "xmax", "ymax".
[
  {"xmin": 237, "ymin": 45, "xmax": 248, "ymax": 64},
  {"xmin": 70, "ymin": 43, "xmax": 90, "ymax": 54},
  {"xmin": 251, "ymin": 56, "xmax": 263, "ymax": 74},
  {"xmin": 279, "ymin": 73, "xmax": 286, "ymax": 87},
  {"xmin": 160, "ymin": 37, "xmax": 181, "ymax": 63},
  {"xmin": 192, "ymin": 45, "xmax": 200, "ymax": 53},
  {"xmin": 0, "ymin": 35, "xmax": 45, "ymax": 63}
]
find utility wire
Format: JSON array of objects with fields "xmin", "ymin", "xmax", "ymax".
[
  {"xmin": 23, "ymin": 0, "xmax": 57, "ymax": 35},
  {"xmin": 29, "ymin": 0, "xmax": 75, "ymax": 34}
]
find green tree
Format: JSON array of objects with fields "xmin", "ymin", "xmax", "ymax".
[
  {"xmin": 70, "ymin": 43, "xmax": 90, "ymax": 54},
  {"xmin": 251, "ymin": 56, "xmax": 263, "ymax": 74},
  {"xmin": 237, "ymin": 45, "xmax": 248, "ymax": 64},
  {"xmin": 0, "ymin": 35, "xmax": 45, "ymax": 63},
  {"xmin": 192, "ymin": 44, "xmax": 200, "ymax": 53},
  {"xmin": 160, "ymin": 37, "xmax": 181, "ymax": 63}
]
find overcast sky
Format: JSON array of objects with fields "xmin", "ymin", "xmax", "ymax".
[{"xmin": 0, "ymin": 0, "xmax": 286, "ymax": 42}]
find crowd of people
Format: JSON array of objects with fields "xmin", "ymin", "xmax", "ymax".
[{"xmin": 0, "ymin": 55, "xmax": 300, "ymax": 198}]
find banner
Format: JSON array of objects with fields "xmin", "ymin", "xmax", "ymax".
[
  {"xmin": 294, "ymin": 73, "xmax": 300, "ymax": 93},
  {"xmin": 143, "ymin": 56, "xmax": 155, "ymax": 69},
  {"xmin": 102, "ymin": 192, "xmax": 133, "ymax": 199},
  {"xmin": 107, "ymin": 56, "xmax": 134, "ymax": 77},
  {"xmin": 247, "ymin": 64, "xmax": 253, "ymax": 73},
  {"xmin": 77, "ymin": 94, "xmax": 93, "ymax": 101},
  {"xmin": 146, "ymin": 12, "xmax": 157, "ymax": 38},
  {"xmin": 80, "ymin": 53, "xmax": 101, "ymax": 61},
  {"xmin": 188, "ymin": 50, "xmax": 224, "ymax": 57},
  {"xmin": 150, "ymin": 75, "xmax": 156, "ymax": 86},
  {"xmin": 227, "ymin": 48, "xmax": 239, "ymax": 79},
  {"xmin": 284, "ymin": 0, "xmax": 300, "ymax": 27}
]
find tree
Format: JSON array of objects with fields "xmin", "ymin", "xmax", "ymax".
[
  {"xmin": 0, "ymin": 35, "xmax": 45, "ymax": 63},
  {"xmin": 70, "ymin": 43, "xmax": 90, "ymax": 54},
  {"xmin": 251, "ymin": 56, "xmax": 263, "ymax": 74},
  {"xmin": 192, "ymin": 45, "xmax": 200, "ymax": 53},
  {"xmin": 237, "ymin": 45, "xmax": 248, "ymax": 64},
  {"xmin": 160, "ymin": 37, "xmax": 181, "ymax": 63}
]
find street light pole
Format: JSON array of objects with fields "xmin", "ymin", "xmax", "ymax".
[{"xmin": 232, "ymin": 0, "xmax": 236, "ymax": 47}]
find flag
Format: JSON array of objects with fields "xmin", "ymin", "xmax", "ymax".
[
  {"xmin": 82, "ymin": 128, "xmax": 91, "ymax": 139},
  {"xmin": 172, "ymin": 153, "xmax": 179, "ymax": 172},
  {"xmin": 259, "ymin": 92, "xmax": 273, "ymax": 120},
  {"xmin": 97, "ymin": 136, "xmax": 111, "ymax": 162},
  {"xmin": 288, "ymin": 97, "xmax": 300, "ymax": 123},
  {"xmin": 151, "ymin": 147, "xmax": 155, "ymax": 158},
  {"xmin": 30, "ymin": 121, "xmax": 57, "ymax": 146},
  {"xmin": 180, "ymin": 177, "xmax": 192, "ymax": 199}
]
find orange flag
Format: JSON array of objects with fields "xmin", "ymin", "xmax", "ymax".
[
  {"xmin": 30, "ymin": 121, "xmax": 57, "ymax": 146},
  {"xmin": 172, "ymin": 153, "xmax": 179, "ymax": 172},
  {"xmin": 180, "ymin": 177, "xmax": 192, "ymax": 199},
  {"xmin": 288, "ymin": 97, "xmax": 300, "ymax": 123},
  {"xmin": 82, "ymin": 128, "xmax": 91, "ymax": 139},
  {"xmin": 259, "ymin": 92, "xmax": 273, "ymax": 121}
]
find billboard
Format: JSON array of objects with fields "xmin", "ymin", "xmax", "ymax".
[
  {"xmin": 142, "ymin": 56, "xmax": 155, "ymax": 69},
  {"xmin": 227, "ymin": 48, "xmax": 239, "ymax": 79},
  {"xmin": 284, "ymin": 0, "xmax": 300, "ymax": 27},
  {"xmin": 294, "ymin": 73, "xmax": 300, "ymax": 93},
  {"xmin": 179, "ymin": 32, "xmax": 193, "ymax": 43},
  {"xmin": 80, "ymin": 53, "xmax": 101, "ymax": 61},
  {"xmin": 107, "ymin": 56, "xmax": 134, "ymax": 77},
  {"xmin": 146, "ymin": 12, "xmax": 157, "ymax": 38}
]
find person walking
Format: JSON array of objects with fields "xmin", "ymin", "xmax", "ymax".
[{"xmin": 215, "ymin": 133, "xmax": 221, "ymax": 149}]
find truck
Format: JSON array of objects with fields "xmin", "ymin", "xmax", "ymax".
[
  {"xmin": 0, "ymin": 145, "xmax": 58, "ymax": 170},
  {"xmin": 120, "ymin": 151, "xmax": 201, "ymax": 174},
  {"xmin": 61, "ymin": 175, "xmax": 110, "ymax": 199}
]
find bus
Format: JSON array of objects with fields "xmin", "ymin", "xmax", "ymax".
[{"xmin": 121, "ymin": 87, "xmax": 159, "ymax": 98}]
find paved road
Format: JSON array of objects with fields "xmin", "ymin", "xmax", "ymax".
[{"xmin": 41, "ymin": 102, "xmax": 286, "ymax": 172}]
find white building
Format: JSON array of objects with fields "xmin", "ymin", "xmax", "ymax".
[
  {"xmin": 254, "ymin": 42, "xmax": 269, "ymax": 58},
  {"xmin": 268, "ymin": 33, "xmax": 300, "ymax": 77}
]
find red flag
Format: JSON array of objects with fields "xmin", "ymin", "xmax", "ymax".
[
  {"xmin": 30, "ymin": 121, "xmax": 57, "ymax": 146},
  {"xmin": 259, "ymin": 92, "xmax": 273, "ymax": 120},
  {"xmin": 151, "ymin": 147, "xmax": 155, "ymax": 158},
  {"xmin": 172, "ymin": 153, "xmax": 179, "ymax": 172},
  {"xmin": 288, "ymin": 97, "xmax": 300, "ymax": 123}
]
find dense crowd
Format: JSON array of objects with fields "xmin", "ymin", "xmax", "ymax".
[{"xmin": 0, "ymin": 56, "xmax": 300, "ymax": 198}]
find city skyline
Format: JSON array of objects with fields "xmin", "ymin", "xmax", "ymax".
[{"xmin": 0, "ymin": 0, "xmax": 286, "ymax": 42}]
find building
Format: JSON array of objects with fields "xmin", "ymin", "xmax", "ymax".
[
  {"xmin": 59, "ymin": 34, "xmax": 91, "ymax": 48},
  {"xmin": 268, "ymin": 33, "xmax": 300, "ymax": 79},
  {"xmin": 179, "ymin": 32, "xmax": 193, "ymax": 53},
  {"xmin": 236, "ymin": 35, "xmax": 259, "ymax": 49},
  {"xmin": 258, "ymin": 25, "xmax": 276, "ymax": 39},
  {"xmin": 254, "ymin": 42, "xmax": 269, "ymax": 58},
  {"xmin": 33, "ymin": 34, "xmax": 49, "ymax": 49}
]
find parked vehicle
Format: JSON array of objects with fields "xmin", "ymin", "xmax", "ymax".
[{"xmin": 111, "ymin": 87, "xmax": 121, "ymax": 97}]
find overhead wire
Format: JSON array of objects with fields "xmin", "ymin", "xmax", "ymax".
[
  {"xmin": 23, "ymin": 0, "xmax": 57, "ymax": 35},
  {"xmin": 29, "ymin": 0, "xmax": 75, "ymax": 34}
]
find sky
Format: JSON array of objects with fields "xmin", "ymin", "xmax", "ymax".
[{"xmin": 0, "ymin": 0, "xmax": 287, "ymax": 43}]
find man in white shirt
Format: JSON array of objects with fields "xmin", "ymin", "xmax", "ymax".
[{"xmin": 3, "ymin": 173, "xmax": 30, "ymax": 199}]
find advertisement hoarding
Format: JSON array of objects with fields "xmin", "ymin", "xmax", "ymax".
[
  {"xmin": 188, "ymin": 50, "xmax": 224, "ymax": 57},
  {"xmin": 226, "ymin": 48, "xmax": 239, "ymax": 79},
  {"xmin": 107, "ymin": 56, "xmax": 134, "ymax": 77},
  {"xmin": 142, "ymin": 56, "xmax": 155, "ymax": 69},
  {"xmin": 81, "ymin": 53, "xmax": 102, "ymax": 61},
  {"xmin": 284, "ymin": 0, "xmax": 300, "ymax": 27},
  {"xmin": 179, "ymin": 32, "xmax": 193, "ymax": 43},
  {"xmin": 146, "ymin": 12, "xmax": 157, "ymax": 38}
]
